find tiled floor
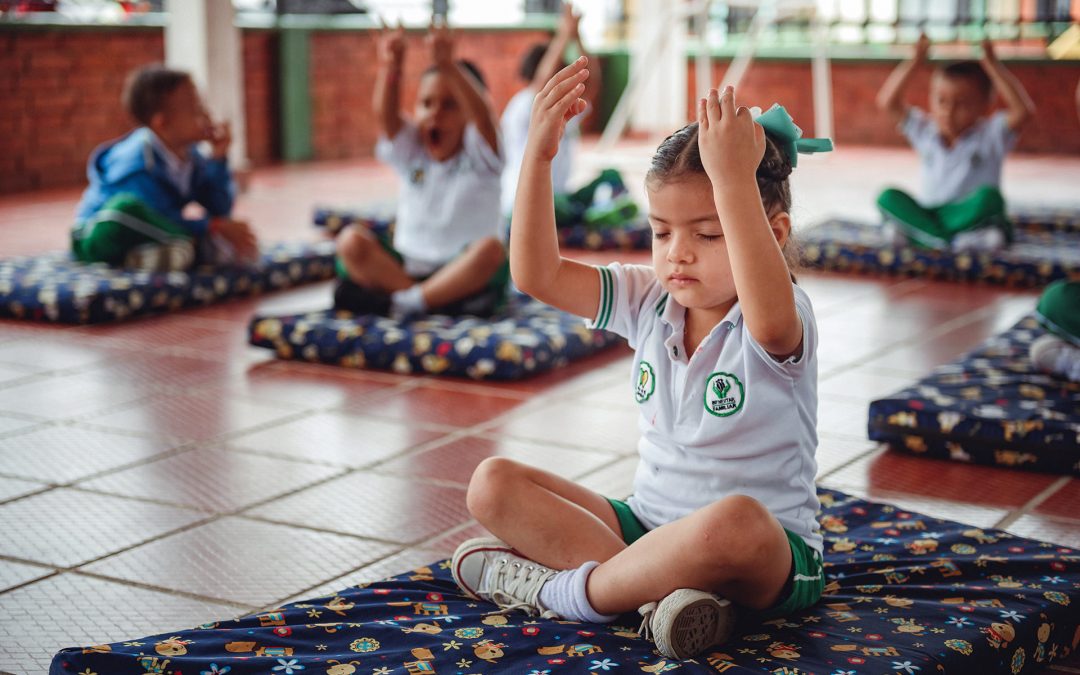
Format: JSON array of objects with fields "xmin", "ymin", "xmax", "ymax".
[{"xmin": 1, "ymin": 141, "xmax": 1079, "ymax": 673}]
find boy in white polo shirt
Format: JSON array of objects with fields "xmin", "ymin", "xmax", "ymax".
[
  {"xmin": 452, "ymin": 57, "xmax": 832, "ymax": 661},
  {"xmin": 334, "ymin": 21, "xmax": 508, "ymax": 318},
  {"xmin": 875, "ymin": 34, "xmax": 1035, "ymax": 251}
]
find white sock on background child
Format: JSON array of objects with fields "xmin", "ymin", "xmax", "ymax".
[
  {"xmin": 390, "ymin": 285, "xmax": 426, "ymax": 317},
  {"xmin": 536, "ymin": 561, "xmax": 618, "ymax": 623}
]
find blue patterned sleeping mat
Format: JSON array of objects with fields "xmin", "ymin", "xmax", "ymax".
[{"xmin": 51, "ymin": 487, "xmax": 1080, "ymax": 674}]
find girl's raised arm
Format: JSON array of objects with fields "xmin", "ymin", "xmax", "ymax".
[
  {"xmin": 510, "ymin": 57, "xmax": 603, "ymax": 320},
  {"xmin": 698, "ymin": 87, "xmax": 802, "ymax": 358}
]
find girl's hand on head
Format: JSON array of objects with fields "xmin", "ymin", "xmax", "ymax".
[
  {"xmin": 525, "ymin": 56, "xmax": 589, "ymax": 162},
  {"xmin": 697, "ymin": 86, "xmax": 764, "ymax": 192},
  {"xmin": 427, "ymin": 19, "xmax": 455, "ymax": 67}
]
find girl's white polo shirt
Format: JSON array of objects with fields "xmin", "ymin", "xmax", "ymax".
[{"xmin": 587, "ymin": 262, "xmax": 822, "ymax": 554}]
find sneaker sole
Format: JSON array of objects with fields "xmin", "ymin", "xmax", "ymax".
[
  {"xmin": 657, "ymin": 594, "xmax": 735, "ymax": 659},
  {"xmin": 450, "ymin": 536, "xmax": 513, "ymax": 601}
]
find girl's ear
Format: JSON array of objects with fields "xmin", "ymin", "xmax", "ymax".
[{"xmin": 769, "ymin": 210, "xmax": 792, "ymax": 248}]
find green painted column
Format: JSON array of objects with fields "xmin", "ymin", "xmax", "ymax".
[{"xmin": 280, "ymin": 27, "xmax": 313, "ymax": 162}]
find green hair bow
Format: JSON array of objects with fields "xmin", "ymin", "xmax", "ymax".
[{"xmin": 752, "ymin": 104, "xmax": 833, "ymax": 167}]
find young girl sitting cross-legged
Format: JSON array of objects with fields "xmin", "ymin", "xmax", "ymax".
[{"xmin": 451, "ymin": 56, "xmax": 832, "ymax": 660}]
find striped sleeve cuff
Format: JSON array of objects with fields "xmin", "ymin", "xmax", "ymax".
[{"xmin": 589, "ymin": 265, "xmax": 615, "ymax": 330}]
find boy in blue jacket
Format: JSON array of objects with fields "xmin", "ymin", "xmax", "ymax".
[{"xmin": 72, "ymin": 64, "xmax": 258, "ymax": 270}]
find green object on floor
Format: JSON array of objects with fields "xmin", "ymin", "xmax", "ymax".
[
  {"xmin": 877, "ymin": 185, "xmax": 1011, "ymax": 249},
  {"xmin": 1036, "ymin": 280, "xmax": 1080, "ymax": 346},
  {"xmin": 71, "ymin": 193, "xmax": 192, "ymax": 266}
]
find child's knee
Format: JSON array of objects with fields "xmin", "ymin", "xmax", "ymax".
[
  {"xmin": 696, "ymin": 495, "xmax": 778, "ymax": 566},
  {"xmin": 475, "ymin": 236, "xmax": 506, "ymax": 267},
  {"xmin": 466, "ymin": 457, "xmax": 524, "ymax": 519},
  {"xmin": 337, "ymin": 225, "xmax": 376, "ymax": 262}
]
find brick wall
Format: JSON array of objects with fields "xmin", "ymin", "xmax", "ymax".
[
  {"xmin": 307, "ymin": 28, "xmax": 551, "ymax": 160},
  {"xmin": 2, "ymin": 24, "xmax": 1077, "ymax": 195},
  {"xmin": 687, "ymin": 58, "xmax": 1080, "ymax": 154}
]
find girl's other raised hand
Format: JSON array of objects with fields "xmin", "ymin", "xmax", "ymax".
[
  {"xmin": 525, "ymin": 56, "xmax": 589, "ymax": 162},
  {"xmin": 697, "ymin": 86, "xmax": 764, "ymax": 192}
]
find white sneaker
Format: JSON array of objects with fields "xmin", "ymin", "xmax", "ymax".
[
  {"xmin": 1030, "ymin": 334, "xmax": 1080, "ymax": 382},
  {"xmin": 451, "ymin": 537, "xmax": 559, "ymax": 619},
  {"xmin": 123, "ymin": 243, "xmax": 166, "ymax": 271},
  {"xmin": 638, "ymin": 589, "xmax": 736, "ymax": 659},
  {"xmin": 162, "ymin": 239, "xmax": 195, "ymax": 271}
]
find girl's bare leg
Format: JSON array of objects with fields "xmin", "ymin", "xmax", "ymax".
[{"xmin": 466, "ymin": 457, "xmax": 627, "ymax": 569}]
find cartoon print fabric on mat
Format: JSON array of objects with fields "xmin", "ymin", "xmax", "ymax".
[
  {"xmin": 0, "ymin": 241, "xmax": 337, "ymax": 324},
  {"xmin": 800, "ymin": 219, "xmax": 1080, "ymax": 287},
  {"xmin": 52, "ymin": 488, "xmax": 1080, "ymax": 674},
  {"xmin": 870, "ymin": 315, "xmax": 1080, "ymax": 475},
  {"xmin": 248, "ymin": 293, "xmax": 623, "ymax": 381}
]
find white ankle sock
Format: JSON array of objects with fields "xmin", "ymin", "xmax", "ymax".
[
  {"xmin": 390, "ymin": 285, "xmax": 426, "ymax": 316},
  {"xmin": 538, "ymin": 561, "xmax": 618, "ymax": 623},
  {"xmin": 1054, "ymin": 343, "xmax": 1080, "ymax": 382}
]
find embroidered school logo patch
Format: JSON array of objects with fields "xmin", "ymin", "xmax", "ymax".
[
  {"xmin": 635, "ymin": 361, "xmax": 655, "ymax": 403},
  {"xmin": 704, "ymin": 371, "xmax": 744, "ymax": 417}
]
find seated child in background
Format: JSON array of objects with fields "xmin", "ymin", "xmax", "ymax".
[
  {"xmin": 73, "ymin": 64, "xmax": 258, "ymax": 271},
  {"xmin": 500, "ymin": 2, "xmax": 636, "ymax": 230},
  {"xmin": 1030, "ymin": 280, "xmax": 1080, "ymax": 383},
  {"xmin": 452, "ymin": 57, "xmax": 832, "ymax": 660},
  {"xmin": 334, "ymin": 21, "xmax": 507, "ymax": 319},
  {"xmin": 875, "ymin": 34, "xmax": 1035, "ymax": 251}
]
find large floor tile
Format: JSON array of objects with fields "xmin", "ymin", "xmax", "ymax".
[
  {"xmin": 833, "ymin": 489, "xmax": 1011, "ymax": 530},
  {"xmin": 0, "ymin": 560, "xmax": 54, "ymax": 593},
  {"xmin": 376, "ymin": 433, "xmax": 615, "ymax": 486},
  {"xmin": 219, "ymin": 363, "xmax": 404, "ymax": 409},
  {"xmin": 818, "ymin": 367, "xmax": 917, "ymax": 403},
  {"xmin": 79, "ymin": 446, "xmax": 344, "ymax": 512},
  {"xmin": 229, "ymin": 410, "xmax": 448, "ymax": 468},
  {"xmin": 1034, "ymin": 478, "xmax": 1080, "ymax": 520},
  {"xmin": 250, "ymin": 472, "xmax": 470, "ymax": 545},
  {"xmin": 0, "ymin": 370, "xmax": 162, "ymax": 419},
  {"xmin": 0, "ymin": 475, "xmax": 48, "ymax": 503},
  {"xmin": 0, "ymin": 337, "xmax": 124, "ymax": 373},
  {"xmin": 83, "ymin": 517, "xmax": 396, "ymax": 607},
  {"xmin": 820, "ymin": 449, "xmax": 1057, "ymax": 508},
  {"xmin": 487, "ymin": 399, "xmax": 640, "ymax": 454},
  {"xmin": 0, "ymin": 573, "xmax": 241, "ymax": 674},
  {"xmin": 349, "ymin": 383, "xmax": 528, "ymax": 427},
  {"xmin": 67, "ymin": 316, "xmax": 237, "ymax": 351},
  {"xmin": 0, "ymin": 425, "xmax": 179, "ymax": 483},
  {"xmin": 814, "ymin": 434, "xmax": 881, "ymax": 477},
  {"xmin": 0, "ymin": 413, "xmax": 41, "ymax": 436},
  {"xmin": 816, "ymin": 395, "xmax": 871, "ymax": 440},
  {"xmin": 0, "ymin": 488, "xmax": 204, "ymax": 567},
  {"xmin": 278, "ymin": 547, "xmax": 445, "ymax": 606},
  {"xmin": 1003, "ymin": 514, "xmax": 1080, "ymax": 549},
  {"xmin": 82, "ymin": 391, "xmax": 298, "ymax": 442}
]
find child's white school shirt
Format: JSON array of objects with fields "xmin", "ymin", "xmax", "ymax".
[
  {"xmin": 588, "ymin": 262, "xmax": 822, "ymax": 553},
  {"xmin": 902, "ymin": 108, "xmax": 1016, "ymax": 207},
  {"xmin": 376, "ymin": 121, "xmax": 504, "ymax": 267}
]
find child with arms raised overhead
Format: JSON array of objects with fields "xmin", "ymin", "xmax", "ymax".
[
  {"xmin": 451, "ymin": 56, "xmax": 832, "ymax": 660},
  {"xmin": 333, "ymin": 21, "xmax": 507, "ymax": 318},
  {"xmin": 875, "ymin": 34, "xmax": 1035, "ymax": 250}
]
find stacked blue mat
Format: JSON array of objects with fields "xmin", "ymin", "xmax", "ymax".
[
  {"xmin": 314, "ymin": 207, "xmax": 653, "ymax": 251},
  {"xmin": 248, "ymin": 293, "xmax": 623, "ymax": 381},
  {"xmin": 0, "ymin": 241, "xmax": 338, "ymax": 324},
  {"xmin": 51, "ymin": 487, "xmax": 1080, "ymax": 674},
  {"xmin": 799, "ymin": 218, "xmax": 1080, "ymax": 287},
  {"xmin": 869, "ymin": 315, "xmax": 1080, "ymax": 475}
]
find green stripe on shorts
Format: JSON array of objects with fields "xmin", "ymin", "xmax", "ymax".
[{"xmin": 759, "ymin": 529, "xmax": 824, "ymax": 618}]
